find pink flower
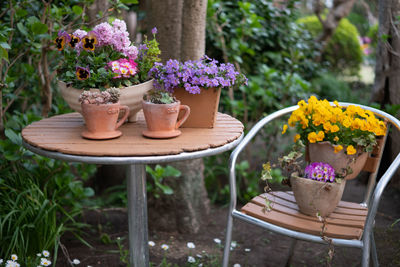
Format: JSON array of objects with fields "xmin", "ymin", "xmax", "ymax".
[
  {"xmin": 112, "ymin": 19, "xmax": 127, "ymax": 32},
  {"xmin": 93, "ymin": 22, "xmax": 114, "ymax": 46}
]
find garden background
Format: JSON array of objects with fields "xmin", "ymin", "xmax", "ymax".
[{"xmin": 1, "ymin": 0, "xmax": 400, "ymax": 266}]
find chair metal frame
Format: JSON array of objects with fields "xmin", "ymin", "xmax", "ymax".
[{"xmin": 222, "ymin": 103, "xmax": 400, "ymax": 267}]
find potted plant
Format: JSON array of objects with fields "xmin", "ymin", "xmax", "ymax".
[
  {"xmin": 282, "ymin": 96, "xmax": 387, "ymax": 179},
  {"xmin": 55, "ymin": 21, "xmax": 160, "ymax": 122},
  {"xmin": 142, "ymin": 89, "xmax": 190, "ymax": 139},
  {"xmin": 79, "ymin": 88, "xmax": 130, "ymax": 140},
  {"xmin": 148, "ymin": 55, "xmax": 247, "ymax": 128},
  {"xmin": 261, "ymin": 147, "xmax": 345, "ymax": 217}
]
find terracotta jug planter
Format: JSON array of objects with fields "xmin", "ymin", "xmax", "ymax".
[
  {"xmin": 173, "ymin": 87, "xmax": 221, "ymax": 128},
  {"xmin": 59, "ymin": 79, "xmax": 153, "ymax": 122},
  {"xmin": 81, "ymin": 102, "xmax": 130, "ymax": 140},
  {"xmin": 307, "ymin": 141, "xmax": 368, "ymax": 180},
  {"xmin": 142, "ymin": 100, "xmax": 190, "ymax": 139},
  {"xmin": 291, "ymin": 173, "xmax": 346, "ymax": 217}
]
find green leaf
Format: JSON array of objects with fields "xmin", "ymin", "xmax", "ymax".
[
  {"xmin": 17, "ymin": 22, "xmax": 28, "ymax": 36},
  {"xmin": 155, "ymin": 182, "xmax": 173, "ymax": 195},
  {"xmin": 0, "ymin": 42, "xmax": 11, "ymax": 49},
  {"xmin": 31, "ymin": 22, "xmax": 48, "ymax": 35},
  {"xmin": 5, "ymin": 128, "xmax": 22, "ymax": 146},
  {"xmin": 0, "ymin": 47, "xmax": 8, "ymax": 62},
  {"xmin": 72, "ymin": 5, "xmax": 83, "ymax": 15},
  {"xmin": 163, "ymin": 165, "xmax": 181, "ymax": 177}
]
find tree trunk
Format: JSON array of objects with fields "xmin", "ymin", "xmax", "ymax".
[
  {"xmin": 372, "ymin": 0, "xmax": 400, "ymax": 189},
  {"xmin": 146, "ymin": 0, "xmax": 183, "ymax": 62},
  {"xmin": 180, "ymin": 0, "xmax": 207, "ymax": 61},
  {"xmin": 146, "ymin": 0, "xmax": 210, "ymax": 234}
]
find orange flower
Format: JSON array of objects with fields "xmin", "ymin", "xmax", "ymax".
[
  {"xmin": 294, "ymin": 134, "xmax": 300, "ymax": 143},
  {"xmin": 282, "ymin": 124, "xmax": 288, "ymax": 134},
  {"xmin": 347, "ymin": 145, "xmax": 356, "ymax": 155},
  {"xmin": 334, "ymin": 145, "xmax": 343, "ymax": 153}
]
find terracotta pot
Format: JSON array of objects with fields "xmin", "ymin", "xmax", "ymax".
[
  {"xmin": 173, "ymin": 87, "xmax": 221, "ymax": 128},
  {"xmin": 142, "ymin": 100, "xmax": 190, "ymax": 139},
  {"xmin": 81, "ymin": 102, "xmax": 130, "ymax": 140},
  {"xmin": 290, "ymin": 173, "xmax": 346, "ymax": 217},
  {"xmin": 58, "ymin": 79, "xmax": 153, "ymax": 122},
  {"xmin": 307, "ymin": 141, "xmax": 369, "ymax": 180}
]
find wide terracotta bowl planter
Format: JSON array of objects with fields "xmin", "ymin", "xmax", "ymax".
[
  {"xmin": 58, "ymin": 79, "xmax": 153, "ymax": 122},
  {"xmin": 290, "ymin": 173, "xmax": 346, "ymax": 217},
  {"xmin": 142, "ymin": 100, "xmax": 190, "ymax": 139},
  {"xmin": 81, "ymin": 102, "xmax": 130, "ymax": 140},
  {"xmin": 307, "ymin": 141, "xmax": 368, "ymax": 180},
  {"xmin": 173, "ymin": 87, "xmax": 221, "ymax": 128}
]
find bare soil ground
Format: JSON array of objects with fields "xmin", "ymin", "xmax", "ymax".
[{"xmin": 56, "ymin": 178, "xmax": 400, "ymax": 267}]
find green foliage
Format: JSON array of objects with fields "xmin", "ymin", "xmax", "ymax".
[
  {"xmin": 144, "ymin": 89, "xmax": 176, "ymax": 104},
  {"xmin": 137, "ymin": 31, "xmax": 161, "ymax": 82},
  {"xmin": 297, "ymin": 16, "xmax": 363, "ymax": 75},
  {"xmin": 146, "ymin": 165, "xmax": 181, "ymax": 199}
]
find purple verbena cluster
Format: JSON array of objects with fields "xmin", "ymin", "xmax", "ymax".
[
  {"xmin": 148, "ymin": 55, "xmax": 247, "ymax": 94},
  {"xmin": 304, "ymin": 162, "xmax": 336, "ymax": 183}
]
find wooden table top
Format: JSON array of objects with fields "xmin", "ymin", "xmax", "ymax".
[{"xmin": 22, "ymin": 112, "xmax": 244, "ymax": 157}]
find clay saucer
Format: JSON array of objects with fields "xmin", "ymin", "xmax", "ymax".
[
  {"xmin": 81, "ymin": 130, "xmax": 122, "ymax": 140},
  {"xmin": 142, "ymin": 129, "xmax": 181, "ymax": 139}
]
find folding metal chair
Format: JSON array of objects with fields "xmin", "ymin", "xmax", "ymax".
[{"xmin": 222, "ymin": 103, "xmax": 400, "ymax": 267}]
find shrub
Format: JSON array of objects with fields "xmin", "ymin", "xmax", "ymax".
[{"xmin": 297, "ymin": 16, "xmax": 363, "ymax": 75}]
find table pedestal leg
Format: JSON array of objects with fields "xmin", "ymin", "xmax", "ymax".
[{"xmin": 127, "ymin": 164, "xmax": 149, "ymax": 267}]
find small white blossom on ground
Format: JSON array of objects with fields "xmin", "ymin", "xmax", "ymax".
[
  {"xmin": 72, "ymin": 259, "xmax": 80, "ymax": 265},
  {"xmin": 244, "ymin": 248, "xmax": 251, "ymax": 252},
  {"xmin": 37, "ymin": 253, "xmax": 41, "ymax": 257},
  {"xmin": 87, "ymin": 265, "xmax": 93, "ymax": 267},
  {"xmin": 40, "ymin": 258, "xmax": 51, "ymax": 266},
  {"xmin": 213, "ymin": 238, "xmax": 221, "ymax": 244},
  {"xmin": 6, "ymin": 260, "xmax": 20, "ymax": 267},
  {"xmin": 196, "ymin": 254, "xmax": 202, "ymax": 258},
  {"xmin": 231, "ymin": 241, "xmax": 237, "ymax": 248},
  {"xmin": 233, "ymin": 264, "xmax": 241, "ymax": 267},
  {"xmin": 161, "ymin": 244, "xmax": 169, "ymax": 251},
  {"xmin": 11, "ymin": 255, "xmax": 17, "ymax": 261},
  {"xmin": 42, "ymin": 250, "xmax": 50, "ymax": 257},
  {"xmin": 0, "ymin": 259, "xmax": 3, "ymax": 264},
  {"xmin": 148, "ymin": 241, "xmax": 155, "ymax": 247},
  {"xmin": 187, "ymin": 242, "xmax": 195, "ymax": 249},
  {"xmin": 198, "ymin": 264, "xmax": 203, "ymax": 267},
  {"xmin": 187, "ymin": 256, "xmax": 195, "ymax": 263}
]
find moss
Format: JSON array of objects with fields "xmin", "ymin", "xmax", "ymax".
[{"xmin": 297, "ymin": 16, "xmax": 363, "ymax": 75}]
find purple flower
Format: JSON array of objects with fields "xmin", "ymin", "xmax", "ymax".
[
  {"xmin": 93, "ymin": 22, "xmax": 113, "ymax": 46},
  {"xmin": 151, "ymin": 27, "xmax": 158, "ymax": 35},
  {"xmin": 304, "ymin": 162, "xmax": 335, "ymax": 183}
]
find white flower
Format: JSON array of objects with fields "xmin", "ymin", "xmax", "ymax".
[
  {"xmin": 231, "ymin": 241, "xmax": 237, "ymax": 248},
  {"xmin": 213, "ymin": 238, "xmax": 221, "ymax": 244},
  {"xmin": 233, "ymin": 264, "xmax": 241, "ymax": 267},
  {"xmin": 196, "ymin": 254, "xmax": 202, "ymax": 258},
  {"xmin": 161, "ymin": 244, "xmax": 169, "ymax": 251},
  {"xmin": 87, "ymin": 266, "xmax": 93, "ymax": 267},
  {"xmin": 198, "ymin": 264, "xmax": 203, "ymax": 267},
  {"xmin": 40, "ymin": 258, "xmax": 51, "ymax": 266},
  {"xmin": 148, "ymin": 241, "xmax": 155, "ymax": 247},
  {"xmin": 244, "ymin": 248, "xmax": 251, "ymax": 252},
  {"xmin": 0, "ymin": 259, "xmax": 3, "ymax": 264},
  {"xmin": 37, "ymin": 253, "xmax": 41, "ymax": 257},
  {"xmin": 42, "ymin": 250, "xmax": 50, "ymax": 257},
  {"xmin": 5, "ymin": 260, "xmax": 19, "ymax": 267},
  {"xmin": 187, "ymin": 242, "xmax": 195, "ymax": 249},
  {"xmin": 187, "ymin": 256, "xmax": 195, "ymax": 263},
  {"xmin": 11, "ymin": 255, "xmax": 17, "ymax": 261},
  {"xmin": 72, "ymin": 259, "xmax": 80, "ymax": 265}
]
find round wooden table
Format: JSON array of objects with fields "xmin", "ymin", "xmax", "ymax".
[{"xmin": 22, "ymin": 111, "xmax": 244, "ymax": 267}]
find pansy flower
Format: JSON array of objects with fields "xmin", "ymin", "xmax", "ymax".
[
  {"xmin": 82, "ymin": 32, "xmax": 98, "ymax": 51},
  {"xmin": 76, "ymin": 66, "xmax": 90, "ymax": 80},
  {"xmin": 54, "ymin": 30, "xmax": 71, "ymax": 51},
  {"xmin": 68, "ymin": 35, "xmax": 80, "ymax": 48}
]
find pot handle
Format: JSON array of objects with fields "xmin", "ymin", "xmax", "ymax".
[
  {"xmin": 175, "ymin": 105, "xmax": 190, "ymax": 129},
  {"xmin": 115, "ymin": 105, "xmax": 130, "ymax": 130}
]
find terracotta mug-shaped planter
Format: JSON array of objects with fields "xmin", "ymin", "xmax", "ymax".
[
  {"xmin": 142, "ymin": 100, "xmax": 190, "ymax": 139},
  {"xmin": 81, "ymin": 102, "xmax": 130, "ymax": 140},
  {"xmin": 290, "ymin": 173, "xmax": 346, "ymax": 217}
]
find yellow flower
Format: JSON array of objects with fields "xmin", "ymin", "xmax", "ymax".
[
  {"xmin": 333, "ymin": 136, "xmax": 339, "ymax": 142},
  {"xmin": 308, "ymin": 132, "xmax": 318, "ymax": 143},
  {"xmin": 282, "ymin": 124, "xmax": 288, "ymax": 134},
  {"xmin": 316, "ymin": 131, "xmax": 325, "ymax": 141},
  {"xmin": 334, "ymin": 145, "xmax": 343, "ymax": 153},
  {"xmin": 330, "ymin": 124, "xmax": 340, "ymax": 133},
  {"xmin": 347, "ymin": 145, "xmax": 356, "ymax": 155},
  {"xmin": 294, "ymin": 134, "xmax": 301, "ymax": 142},
  {"xmin": 333, "ymin": 100, "xmax": 340, "ymax": 107}
]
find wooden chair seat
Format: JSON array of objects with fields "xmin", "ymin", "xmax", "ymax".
[{"xmin": 241, "ymin": 191, "xmax": 368, "ymax": 240}]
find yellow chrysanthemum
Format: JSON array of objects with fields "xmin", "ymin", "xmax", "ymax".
[
  {"xmin": 308, "ymin": 132, "xmax": 318, "ymax": 143},
  {"xmin": 282, "ymin": 124, "xmax": 288, "ymax": 134},
  {"xmin": 294, "ymin": 134, "xmax": 301, "ymax": 143},
  {"xmin": 334, "ymin": 145, "xmax": 343, "ymax": 153},
  {"xmin": 316, "ymin": 131, "xmax": 325, "ymax": 142},
  {"xmin": 347, "ymin": 145, "xmax": 357, "ymax": 155}
]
